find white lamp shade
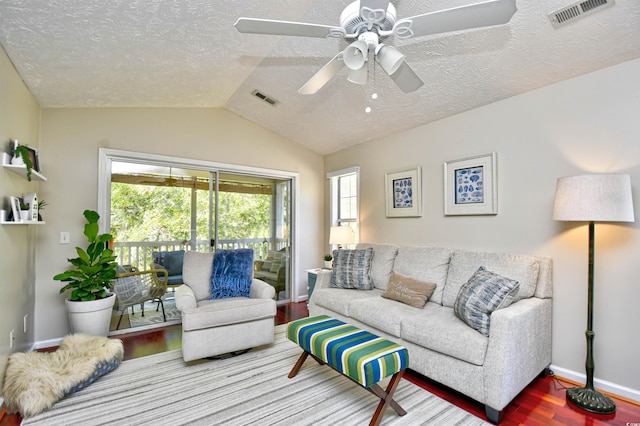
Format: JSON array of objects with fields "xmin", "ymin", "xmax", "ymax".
[
  {"xmin": 343, "ymin": 40, "xmax": 368, "ymax": 71},
  {"xmin": 329, "ymin": 226, "xmax": 354, "ymax": 245},
  {"xmin": 375, "ymin": 44, "xmax": 405, "ymax": 75},
  {"xmin": 552, "ymin": 174, "xmax": 635, "ymax": 222}
]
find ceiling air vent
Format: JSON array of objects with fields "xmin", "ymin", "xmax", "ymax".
[
  {"xmin": 252, "ymin": 90, "xmax": 278, "ymax": 106},
  {"xmin": 548, "ymin": 0, "xmax": 614, "ymax": 29}
]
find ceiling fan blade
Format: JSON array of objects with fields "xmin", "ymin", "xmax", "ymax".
[
  {"xmin": 392, "ymin": 0, "xmax": 517, "ymax": 40},
  {"xmin": 298, "ymin": 53, "xmax": 345, "ymax": 95},
  {"xmin": 235, "ymin": 18, "xmax": 345, "ymax": 39},
  {"xmin": 388, "ymin": 60, "xmax": 424, "ymax": 94}
]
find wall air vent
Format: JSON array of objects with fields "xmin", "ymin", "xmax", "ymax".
[
  {"xmin": 252, "ymin": 90, "xmax": 278, "ymax": 106},
  {"xmin": 548, "ymin": 0, "xmax": 614, "ymax": 29}
]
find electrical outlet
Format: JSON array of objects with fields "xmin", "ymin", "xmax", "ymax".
[
  {"xmin": 9, "ymin": 330, "xmax": 14, "ymax": 348},
  {"xmin": 24, "ymin": 314, "xmax": 28, "ymax": 333}
]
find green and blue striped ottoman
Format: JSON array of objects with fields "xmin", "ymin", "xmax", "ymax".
[{"xmin": 287, "ymin": 315, "xmax": 409, "ymax": 426}]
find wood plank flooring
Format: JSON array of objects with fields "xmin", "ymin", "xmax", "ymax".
[{"xmin": 2, "ymin": 302, "xmax": 639, "ymax": 425}]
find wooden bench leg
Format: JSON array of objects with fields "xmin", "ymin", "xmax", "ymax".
[
  {"xmin": 288, "ymin": 351, "xmax": 309, "ymax": 378},
  {"xmin": 368, "ymin": 370, "xmax": 406, "ymax": 426}
]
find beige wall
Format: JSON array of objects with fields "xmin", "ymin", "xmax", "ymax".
[
  {"xmin": 325, "ymin": 58, "xmax": 640, "ymax": 397},
  {"xmin": 0, "ymin": 45, "xmax": 41, "ymax": 387},
  {"xmin": 34, "ymin": 108, "xmax": 325, "ymax": 343}
]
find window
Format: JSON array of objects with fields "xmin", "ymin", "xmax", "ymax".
[{"xmin": 328, "ymin": 166, "xmax": 359, "ymax": 249}]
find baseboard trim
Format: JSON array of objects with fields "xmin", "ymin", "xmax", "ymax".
[
  {"xmin": 550, "ymin": 364, "xmax": 640, "ymax": 404},
  {"xmin": 33, "ymin": 337, "xmax": 64, "ymax": 350}
]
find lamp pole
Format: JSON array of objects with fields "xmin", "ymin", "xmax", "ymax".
[{"xmin": 565, "ymin": 221, "xmax": 616, "ymax": 414}]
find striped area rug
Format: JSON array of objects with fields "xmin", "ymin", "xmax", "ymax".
[{"xmin": 23, "ymin": 326, "xmax": 489, "ymax": 426}]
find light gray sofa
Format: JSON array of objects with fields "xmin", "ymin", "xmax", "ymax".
[
  {"xmin": 175, "ymin": 251, "xmax": 277, "ymax": 362},
  {"xmin": 309, "ymin": 243, "xmax": 552, "ymax": 424}
]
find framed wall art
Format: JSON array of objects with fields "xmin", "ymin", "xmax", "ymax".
[
  {"xmin": 443, "ymin": 152, "xmax": 497, "ymax": 216},
  {"xmin": 385, "ymin": 167, "xmax": 422, "ymax": 217}
]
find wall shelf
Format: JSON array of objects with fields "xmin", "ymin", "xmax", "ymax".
[
  {"xmin": 2, "ymin": 152, "xmax": 47, "ymax": 181},
  {"xmin": 1, "ymin": 210, "xmax": 45, "ymax": 225}
]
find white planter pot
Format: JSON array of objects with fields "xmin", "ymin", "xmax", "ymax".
[
  {"xmin": 65, "ymin": 293, "xmax": 115, "ymax": 336},
  {"xmin": 20, "ymin": 210, "xmax": 30, "ymax": 221},
  {"xmin": 324, "ymin": 260, "xmax": 332, "ymax": 269}
]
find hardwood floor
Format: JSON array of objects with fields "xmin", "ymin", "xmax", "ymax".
[{"xmin": 2, "ymin": 302, "xmax": 639, "ymax": 425}]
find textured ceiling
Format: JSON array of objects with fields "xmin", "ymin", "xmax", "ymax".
[{"xmin": 0, "ymin": 0, "xmax": 639, "ymax": 155}]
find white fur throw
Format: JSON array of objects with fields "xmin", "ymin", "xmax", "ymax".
[{"xmin": 2, "ymin": 334, "xmax": 124, "ymax": 418}]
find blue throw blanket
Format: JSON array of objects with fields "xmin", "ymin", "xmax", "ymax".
[{"xmin": 209, "ymin": 249, "xmax": 254, "ymax": 299}]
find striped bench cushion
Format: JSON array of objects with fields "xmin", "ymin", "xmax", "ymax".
[{"xmin": 287, "ymin": 315, "xmax": 409, "ymax": 388}]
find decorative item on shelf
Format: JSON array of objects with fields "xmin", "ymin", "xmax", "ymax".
[
  {"xmin": 19, "ymin": 199, "xmax": 30, "ymax": 221},
  {"xmin": 9, "ymin": 196, "xmax": 22, "ymax": 222},
  {"xmin": 11, "ymin": 140, "xmax": 39, "ymax": 182},
  {"xmin": 53, "ymin": 210, "xmax": 118, "ymax": 336},
  {"xmin": 323, "ymin": 253, "xmax": 333, "ymax": 269},
  {"xmin": 329, "ymin": 225, "xmax": 354, "ymax": 250},
  {"xmin": 552, "ymin": 174, "xmax": 635, "ymax": 415},
  {"xmin": 24, "ymin": 192, "xmax": 38, "ymax": 221},
  {"xmin": 37, "ymin": 199, "xmax": 48, "ymax": 221}
]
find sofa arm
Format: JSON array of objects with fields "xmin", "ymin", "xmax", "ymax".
[
  {"xmin": 250, "ymin": 278, "xmax": 276, "ymax": 300},
  {"xmin": 314, "ymin": 270, "xmax": 332, "ymax": 290},
  {"xmin": 483, "ymin": 297, "xmax": 552, "ymax": 411},
  {"xmin": 175, "ymin": 284, "xmax": 197, "ymax": 312}
]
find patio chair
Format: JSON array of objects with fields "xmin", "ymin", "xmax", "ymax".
[{"xmin": 112, "ymin": 269, "xmax": 168, "ymax": 330}]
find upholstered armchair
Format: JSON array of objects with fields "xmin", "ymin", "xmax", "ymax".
[{"xmin": 175, "ymin": 251, "xmax": 277, "ymax": 362}]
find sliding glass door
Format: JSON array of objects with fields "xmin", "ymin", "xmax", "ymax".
[{"xmin": 103, "ymin": 154, "xmax": 293, "ymax": 333}]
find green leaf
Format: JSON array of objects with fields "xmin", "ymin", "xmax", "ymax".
[{"xmin": 84, "ymin": 222, "xmax": 98, "ymax": 243}]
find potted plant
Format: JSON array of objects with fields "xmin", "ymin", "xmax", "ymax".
[
  {"xmin": 37, "ymin": 199, "xmax": 48, "ymax": 221},
  {"xmin": 53, "ymin": 210, "xmax": 118, "ymax": 336},
  {"xmin": 12, "ymin": 144, "xmax": 34, "ymax": 181},
  {"xmin": 323, "ymin": 253, "xmax": 333, "ymax": 269},
  {"xmin": 18, "ymin": 199, "xmax": 30, "ymax": 221}
]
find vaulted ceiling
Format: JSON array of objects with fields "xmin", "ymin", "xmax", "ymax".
[{"xmin": 1, "ymin": 1, "xmax": 638, "ymax": 155}]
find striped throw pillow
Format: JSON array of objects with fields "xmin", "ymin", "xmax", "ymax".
[
  {"xmin": 330, "ymin": 248, "xmax": 374, "ymax": 290},
  {"xmin": 454, "ymin": 266, "xmax": 520, "ymax": 336}
]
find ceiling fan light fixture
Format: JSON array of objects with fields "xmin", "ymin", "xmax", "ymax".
[
  {"xmin": 375, "ymin": 44, "xmax": 404, "ymax": 75},
  {"xmin": 344, "ymin": 40, "xmax": 369, "ymax": 70},
  {"xmin": 347, "ymin": 65, "xmax": 368, "ymax": 85}
]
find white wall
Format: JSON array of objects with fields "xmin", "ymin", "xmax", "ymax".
[
  {"xmin": 0, "ymin": 45, "xmax": 41, "ymax": 388},
  {"xmin": 325, "ymin": 58, "xmax": 640, "ymax": 396},
  {"xmin": 35, "ymin": 108, "xmax": 325, "ymax": 343}
]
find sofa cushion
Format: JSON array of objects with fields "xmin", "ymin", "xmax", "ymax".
[
  {"xmin": 442, "ymin": 251, "xmax": 539, "ymax": 308},
  {"xmin": 331, "ymin": 248, "xmax": 374, "ymax": 290},
  {"xmin": 401, "ymin": 303, "xmax": 489, "ymax": 366},
  {"xmin": 183, "ymin": 297, "xmax": 275, "ymax": 331},
  {"xmin": 392, "ymin": 246, "xmax": 452, "ymax": 305},
  {"xmin": 356, "ymin": 243, "xmax": 399, "ymax": 290},
  {"xmin": 183, "ymin": 251, "xmax": 214, "ymax": 301},
  {"xmin": 163, "ymin": 250, "xmax": 185, "ymax": 276},
  {"xmin": 348, "ymin": 292, "xmax": 423, "ymax": 338},
  {"xmin": 453, "ymin": 266, "xmax": 520, "ymax": 336},
  {"xmin": 381, "ymin": 271, "xmax": 437, "ymax": 309},
  {"xmin": 311, "ymin": 287, "xmax": 379, "ymax": 317}
]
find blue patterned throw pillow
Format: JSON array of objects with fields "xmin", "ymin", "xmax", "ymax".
[
  {"xmin": 209, "ymin": 249, "xmax": 254, "ymax": 299},
  {"xmin": 331, "ymin": 248, "xmax": 374, "ymax": 290},
  {"xmin": 454, "ymin": 266, "xmax": 520, "ymax": 336}
]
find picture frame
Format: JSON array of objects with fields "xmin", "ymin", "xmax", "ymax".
[
  {"xmin": 443, "ymin": 152, "xmax": 497, "ymax": 216},
  {"xmin": 385, "ymin": 167, "xmax": 422, "ymax": 217},
  {"xmin": 10, "ymin": 196, "xmax": 22, "ymax": 222},
  {"xmin": 23, "ymin": 145, "xmax": 40, "ymax": 173}
]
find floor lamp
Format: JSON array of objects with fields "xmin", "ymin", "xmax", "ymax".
[{"xmin": 552, "ymin": 174, "xmax": 634, "ymax": 414}]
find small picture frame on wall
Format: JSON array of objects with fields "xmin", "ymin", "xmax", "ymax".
[
  {"xmin": 385, "ymin": 167, "xmax": 422, "ymax": 217},
  {"xmin": 444, "ymin": 152, "xmax": 497, "ymax": 216}
]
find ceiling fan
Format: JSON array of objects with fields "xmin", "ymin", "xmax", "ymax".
[{"xmin": 235, "ymin": 0, "xmax": 517, "ymax": 95}]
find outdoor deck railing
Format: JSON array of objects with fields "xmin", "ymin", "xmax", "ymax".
[{"xmin": 113, "ymin": 238, "xmax": 287, "ymax": 272}]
